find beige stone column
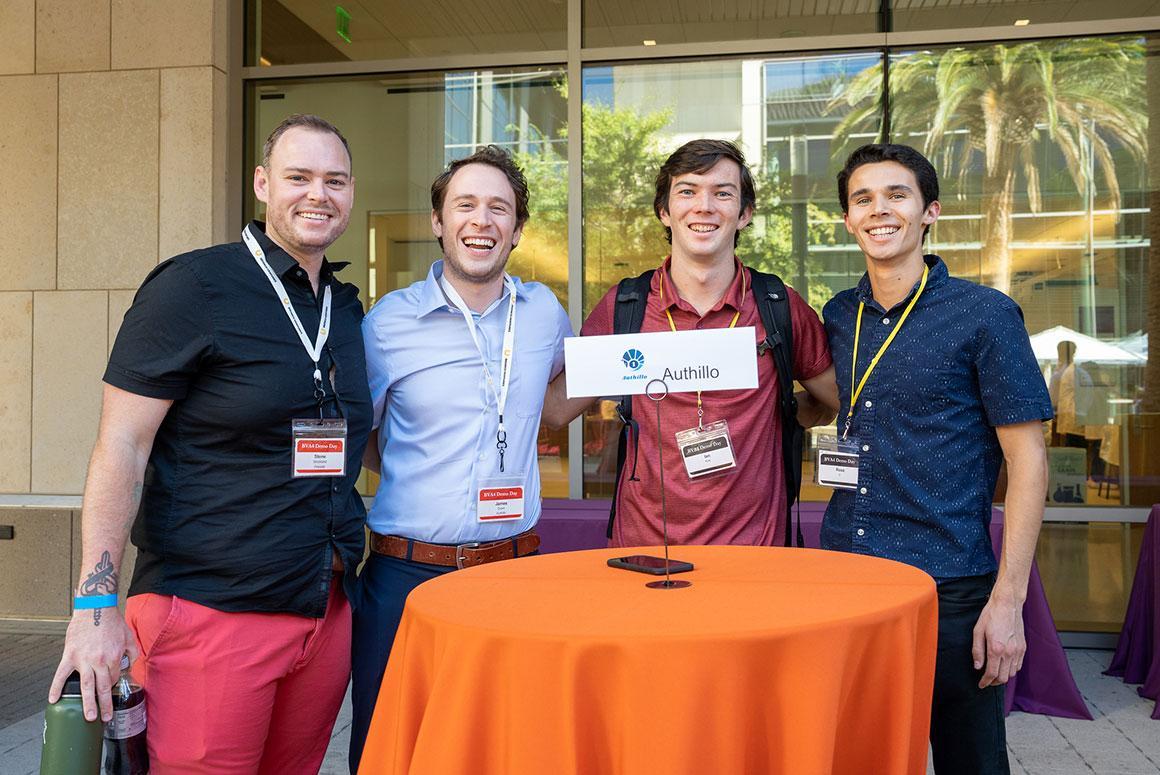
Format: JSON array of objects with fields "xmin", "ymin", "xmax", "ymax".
[{"xmin": 0, "ymin": 0, "xmax": 231, "ymax": 497}]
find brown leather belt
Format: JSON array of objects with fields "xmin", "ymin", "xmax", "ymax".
[{"xmin": 370, "ymin": 529, "xmax": 540, "ymax": 569}]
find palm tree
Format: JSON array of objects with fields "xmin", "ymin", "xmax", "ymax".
[{"xmin": 829, "ymin": 38, "xmax": 1147, "ymax": 296}]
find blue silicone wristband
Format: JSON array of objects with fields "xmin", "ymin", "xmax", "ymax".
[{"xmin": 73, "ymin": 594, "xmax": 118, "ymax": 610}]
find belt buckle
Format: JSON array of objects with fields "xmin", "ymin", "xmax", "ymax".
[{"xmin": 455, "ymin": 542, "xmax": 482, "ymax": 569}]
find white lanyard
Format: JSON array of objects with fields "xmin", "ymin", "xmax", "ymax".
[
  {"xmin": 440, "ymin": 271, "xmax": 518, "ymax": 471},
  {"xmin": 242, "ymin": 225, "xmax": 332, "ymax": 403}
]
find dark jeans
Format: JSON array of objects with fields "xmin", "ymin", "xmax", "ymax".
[
  {"xmin": 348, "ymin": 553, "xmax": 452, "ymax": 774},
  {"xmin": 930, "ymin": 573, "xmax": 1010, "ymax": 775}
]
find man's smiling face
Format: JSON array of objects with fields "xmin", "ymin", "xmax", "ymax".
[
  {"xmin": 843, "ymin": 160, "xmax": 940, "ymax": 267},
  {"xmin": 432, "ymin": 162, "xmax": 523, "ymax": 287},
  {"xmin": 254, "ymin": 126, "xmax": 353, "ymax": 259},
  {"xmin": 659, "ymin": 158, "xmax": 753, "ymax": 266}
]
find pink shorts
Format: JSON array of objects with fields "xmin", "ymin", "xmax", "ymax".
[{"xmin": 125, "ymin": 577, "xmax": 350, "ymax": 774}]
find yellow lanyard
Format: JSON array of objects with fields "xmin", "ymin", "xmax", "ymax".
[
  {"xmin": 658, "ymin": 265, "xmax": 747, "ymax": 429},
  {"xmin": 844, "ymin": 264, "xmax": 929, "ymax": 440}
]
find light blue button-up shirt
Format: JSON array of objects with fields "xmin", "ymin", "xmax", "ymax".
[{"xmin": 362, "ymin": 260, "xmax": 571, "ymax": 543}]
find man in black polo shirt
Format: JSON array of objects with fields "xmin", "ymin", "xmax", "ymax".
[{"xmin": 48, "ymin": 114, "xmax": 371, "ymax": 773}]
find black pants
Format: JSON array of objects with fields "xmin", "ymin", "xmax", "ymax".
[{"xmin": 930, "ymin": 573, "xmax": 1010, "ymax": 775}]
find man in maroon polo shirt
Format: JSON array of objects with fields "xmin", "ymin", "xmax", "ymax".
[{"xmin": 544, "ymin": 139, "xmax": 838, "ymax": 546}]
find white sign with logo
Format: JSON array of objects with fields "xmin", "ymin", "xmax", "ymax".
[{"xmin": 564, "ymin": 327, "xmax": 759, "ymax": 398}]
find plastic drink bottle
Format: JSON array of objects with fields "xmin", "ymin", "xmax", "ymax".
[{"xmin": 103, "ymin": 656, "xmax": 149, "ymax": 775}]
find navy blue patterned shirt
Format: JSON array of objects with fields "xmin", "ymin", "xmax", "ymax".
[{"xmin": 820, "ymin": 255, "xmax": 1053, "ymax": 580}]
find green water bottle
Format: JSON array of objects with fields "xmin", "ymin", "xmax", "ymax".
[{"xmin": 41, "ymin": 670, "xmax": 104, "ymax": 775}]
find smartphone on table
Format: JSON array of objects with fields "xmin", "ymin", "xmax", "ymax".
[{"xmin": 607, "ymin": 555, "xmax": 694, "ymax": 575}]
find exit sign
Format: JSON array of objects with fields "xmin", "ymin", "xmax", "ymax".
[{"xmin": 336, "ymin": 6, "xmax": 351, "ymax": 43}]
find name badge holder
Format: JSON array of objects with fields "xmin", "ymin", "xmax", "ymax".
[
  {"xmin": 825, "ymin": 262, "xmax": 930, "ymax": 491},
  {"xmin": 437, "ymin": 272, "xmax": 530, "ymax": 523},
  {"xmin": 476, "ymin": 475, "xmax": 526, "ymax": 522},
  {"xmin": 292, "ymin": 418, "xmax": 348, "ymax": 478},
  {"xmin": 660, "ymin": 267, "xmax": 746, "ymax": 481},
  {"xmin": 814, "ymin": 433, "xmax": 860, "ymax": 490},
  {"xmin": 675, "ymin": 420, "xmax": 737, "ymax": 479},
  {"xmin": 242, "ymin": 225, "xmax": 345, "ymax": 479}
]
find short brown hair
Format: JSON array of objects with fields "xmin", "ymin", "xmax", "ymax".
[
  {"xmin": 653, "ymin": 139, "xmax": 757, "ymax": 246},
  {"xmin": 261, "ymin": 114, "xmax": 352, "ymax": 169},
  {"xmin": 430, "ymin": 145, "xmax": 530, "ymax": 245}
]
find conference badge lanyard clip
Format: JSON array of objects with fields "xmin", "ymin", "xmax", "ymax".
[
  {"xmin": 440, "ymin": 272, "xmax": 525, "ymax": 522},
  {"xmin": 242, "ymin": 225, "xmax": 347, "ymax": 478},
  {"xmin": 660, "ymin": 266, "xmax": 744, "ymax": 479},
  {"xmin": 817, "ymin": 264, "xmax": 929, "ymax": 491},
  {"xmin": 814, "ymin": 434, "xmax": 861, "ymax": 490},
  {"xmin": 291, "ymin": 418, "xmax": 347, "ymax": 478},
  {"xmin": 676, "ymin": 420, "xmax": 737, "ymax": 479}
]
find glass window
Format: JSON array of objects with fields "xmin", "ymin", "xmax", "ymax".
[
  {"xmin": 822, "ymin": 33, "xmax": 1159, "ymax": 636},
  {"xmin": 577, "ymin": 54, "xmax": 883, "ymax": 499},
  {"xmin": 577, "ymin": 36, "xmax": 1158, "ymax": 518},
  {"xmin": 891, "ymin": 0, "xmax": 1160, "ymax": 32},
  {"xmin": 249, "ymin": 67, "xmax": 571, "ymax": 496},
  {"xmin": 830, "ymin": 36, "xmax": 1155, "ymax": 507},
  {"xmin": 249, "ymin": 0, "xmax": 566, "ymax": 66},
  {"xmin": 1036, "ymin": 522, "xmax": 1146, "ymax": 633},
  {"xmin": 582, "ymin": 1, "xmax": 882, "ymax": 49}
]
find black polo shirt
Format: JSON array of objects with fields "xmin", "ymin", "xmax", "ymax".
[{"xmin": 106, "ymin": 221, "xmax": 372, "ymax": 617}]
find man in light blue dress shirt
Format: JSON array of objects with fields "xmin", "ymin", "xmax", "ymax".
[{"xmin": 349, "ymin": 145, "xmax": 572, "ymax": 771}]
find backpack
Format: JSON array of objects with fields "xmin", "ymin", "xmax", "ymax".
[{"xmin": 608, "ymin": 267, "xmax": 805, "ymax": 548}]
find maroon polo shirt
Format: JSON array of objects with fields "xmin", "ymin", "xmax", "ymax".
[{"xmin": 582, "ymin": 257, "xmax": 832, "ymax": 547}]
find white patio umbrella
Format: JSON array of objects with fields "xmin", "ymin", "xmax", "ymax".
[
  {"xmin": 1029, "ymin": 325, "xmax": 1146, "ymax": 365},
  {"xmin": 1113, "ymin": 331, "xmax": 1148, "ymax": 361}
]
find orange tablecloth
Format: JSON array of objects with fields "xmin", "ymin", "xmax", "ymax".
[{"xmin": 359, "ymin": 545, "xmax": 938, "ymax": 775}]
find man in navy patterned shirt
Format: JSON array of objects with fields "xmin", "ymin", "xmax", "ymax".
[{"xmin": 821, "ymin": 144, "xmax": 1052, "ymax": 775}]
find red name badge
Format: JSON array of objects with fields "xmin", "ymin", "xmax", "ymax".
[
  {"xmin": 477, "ymin": 485, "xmax": 524, "ymax": 521},
  {"xmin": 298, "ymin": 439, "xmax": 343, "ymax": 453},
  {"xmin": 294, "ymin": 437, "xmax": 346, "ymax": 476},
  {"xmin": 291, "ymin": 418, "xmax": 348, "ymax": 478}
]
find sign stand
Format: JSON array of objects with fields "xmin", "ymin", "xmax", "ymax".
[{"xmin": 644, "ymin": 378, "xmax": 691, "ymax": 590}]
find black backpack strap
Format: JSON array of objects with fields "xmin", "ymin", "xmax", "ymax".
[
  {"xmin": 607, "ymin": 270, "xmax": 655, "ymax": 539},
  {"xmin": 750, "ymin": 269, "xmax": 804, "ymax": 548}
]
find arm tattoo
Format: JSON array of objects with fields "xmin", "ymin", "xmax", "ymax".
[
  {"xmin": 80, "ymin": 551, "xmax": 118, "ymax": 626},
  {"xmin": 131, "ymin": 481, "xmax": 143, "ymax": 507}
]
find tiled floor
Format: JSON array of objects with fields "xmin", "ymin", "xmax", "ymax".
[
  {"xmin": 3, "ymin": 634, "xmax": 1156, "ymax": 775},
  {"xmin": 1004, "ymin": 649, "xmax": 1160, "ymax": 775}
]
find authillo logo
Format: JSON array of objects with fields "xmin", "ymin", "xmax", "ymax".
[{"xmin": 622, "ymin": 349, "xmax": 645, "ymax": 371}]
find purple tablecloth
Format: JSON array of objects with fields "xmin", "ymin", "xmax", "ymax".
[
  {"xmin": 540, "ymin": 498, "xmax": 1092, "ymax": 720},
  {"xmin": 1106, "ymin": 504, "xmax": 1160, "ymax": 719}
]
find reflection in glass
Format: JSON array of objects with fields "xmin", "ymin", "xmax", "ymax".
[
  {"xmin": 1036, "ymin": 522, "xmax": 1145, "ymax": 632},
  {"xmin": 250, "ymin": 67, "xmax": 570, "ymax": 496},
  {"xmin": 892, "ymin": 0, "xmax": 1160, "ymax": 32},
  {"xmin": 828, "ymin": 36, "xmax": 1154, "ymax": 506},
  {"xmin": 250, "ymin": 0, "xmax": 566, "ymax": 66},
  {"xmin": 582, "ymin": 0, "xmax": 881, "ymax": 48}
]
